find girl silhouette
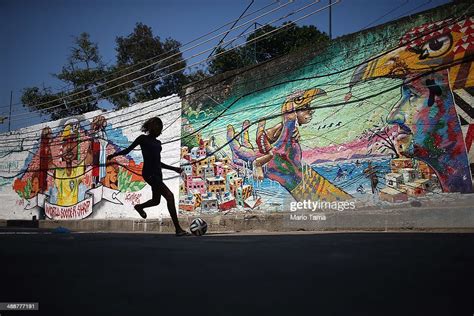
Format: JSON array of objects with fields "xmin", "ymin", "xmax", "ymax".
[{"xmin": 107, "ymin": 117, "xmax": 189, "ymax": 236}]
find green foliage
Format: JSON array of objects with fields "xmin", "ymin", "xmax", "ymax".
[
  {"xmin": 21, "ymin": 87, "xmax": 67, "ymax": 120},
  {"xmin": 117, "ymin": 167, "xmax": 146, "ymax": 192},
  {"xmin": 208, "ymin": 22, "xmax": 329, "ymax": 75},
  {"xmin": 184, "ymin": 69, "xmax": 209, "ymax": 83},
  {"xmin": 20, "ymin": 22, "xmax": 327, "ymax": 114},
  {"xmin": 21, "ymin": 33, "xmax": 104, "ymax": 120},
  {"xmin": 208, "ymin": 47, "xmax": 250, "ymax": 75},
  {"xmin": 100, "ymin": 23, "xmax": 189, "ymax": 108}
]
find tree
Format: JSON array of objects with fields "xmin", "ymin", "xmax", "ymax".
[
  {"xmin": 207, "ymin": 46, "xmax": 250, "ymax": 75},
  {"xmin": 101, "ymin": 23, "xmax": 189, "ymax": 108},
  {"xmin": 22, "ymin": 22, "xmax": 327, "ymax": 117},
  {"xmin": 361, "ymin": 117, "xmax": 399, "ymax": 158},
  {"xmin": 208, "ymin": 22, "xmax": 329, "ymax": 75},
  {"xmin": 21, "ymin": 33, "xmax": 105, "ymax": 120},
  {"xmin": 184, "ymin": 69, "xmax": 210, "ymax": 84}
]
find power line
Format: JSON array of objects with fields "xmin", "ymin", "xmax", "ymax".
[
  {"xmin": 360, "ymin": 0, "xmax": 409, "ymax": 31},
  {"xmin": 5, "ymin": 0, "xmax": 307, "ymax": 114},
  {"xmin": 180, "ymin": 54, "xmax": 473, "ymax": 169},
  {"xmin": 7, "ymin": 24, "xmax": 388, "ymax": 130},
  {"xmin": 1, "ymin": 7, "xmax": 470, "ymax": 148},
  {"xmin": 208, "ymin": 0, "xmax": 255, "ymax": 58},
  {"xmin": 2, "ymin": 3, "xmax": 336, "ymax": 139},
  {"xmin": 0, "ymin": 40, "xmax": 444, "ymax": 148},
  {"xmin": 0, "ymin": 53, "xmax": 473, "ymax": 190},
  {"xmin": 4, "ymin": 0, "xmax": 448, "ymax": 131},
  {"xmin": 0, "ymin": 75, "xmax": 390, "ymax": 150},
  {"xmin": 1, "ymin": 10, "xmax": 470, "ymax": 151},
  {"xmin": 0, "ymin": 75, "xmax": 394, "ymax": 150},
  {"xmin": 9, "ymin": 1, "xmax": 337, "ymax": 120},
  {"xmin": 0, "ymin": 0, "xmax": 283, "ymax": 110},
  {"xmin": 3, "ymin": 3, "xmax": 471, "ymax": 198},
  {"xmin": 2, "ymin": 52, "xmax": 470, "ymax": 177}
]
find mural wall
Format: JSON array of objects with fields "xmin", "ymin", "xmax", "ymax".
[
  {"xmin": 0, "ymin": 96, "xmax": 181, "ymax": 220},
  {"xmin": 1, "ymin": 2, "xmax": 472, "ymax": 220},
  {"xmin": 180, "ymin": 3, "xmax": 474, "ymax": 212}
]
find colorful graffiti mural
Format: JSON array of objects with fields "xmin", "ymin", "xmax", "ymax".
[
  {"xmin": 180, "ymin": 9, "xmax": 474, "ymax": 212},
  {"xmin": 11, "ymin": 115, "xmax": 147, "ymax": 219},
  {"xmin": 1, "ymin": 96, "xmax": 182, "ymax": 220},
  {"xmin": 1, "ymin": 4, "xmax": 472, "ymax": 219},
  {"xmin": 349, "ymin": 16, "xmax": 474, "ymax": 194}
]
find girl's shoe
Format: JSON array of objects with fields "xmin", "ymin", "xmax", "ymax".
[
  {"xmin": 176, "ymin": 230, "xmax": 192, "ymax": 237},
  {"xmin": 134, "ymin": 205, "xmax": 147, "ymax": 219}
]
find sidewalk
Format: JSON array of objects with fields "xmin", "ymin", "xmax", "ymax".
[{"xmin": 2, "ymin": 203, "xmax": 473, "ymax": 233}]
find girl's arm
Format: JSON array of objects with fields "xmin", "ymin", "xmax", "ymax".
[{"xmin": 107, "ymin": 135, "xmax": 143, "ymax": 160}]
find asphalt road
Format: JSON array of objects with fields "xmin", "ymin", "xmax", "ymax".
[{"xmin": 0, "ymin": 232, "xmax": 473, "ymax": 316}]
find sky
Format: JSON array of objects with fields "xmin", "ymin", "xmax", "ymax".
[{"xmin": 0, "ymin": 0, "xmax": 451, "ymax": 133}]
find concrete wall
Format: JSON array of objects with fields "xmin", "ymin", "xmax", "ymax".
[
  {"xmin": 0, "ymin": 95, "xmax": 182, "ymax": 220},
  {"xmin": 180, "ymin": 1, "xmax": 474, "ymax": 213}
]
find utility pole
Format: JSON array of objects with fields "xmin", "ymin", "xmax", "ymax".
[
  {"xmin": 8, "ymin": 90, "xmax": 12, "ymax": 132},
  {"xmin": 253, "ymin": 22, "xmax": 263, "ymax": 63},
  {"xmin": 8, "ymin": 91, "xmax": 12, "ymax": 174},
  {"xmin": 329, "ymin": 0, "xmax": 332, "ymax": 39},
  {"xmin": 254, "ymin": 22, "xmax": 257, "ymax": 63}
]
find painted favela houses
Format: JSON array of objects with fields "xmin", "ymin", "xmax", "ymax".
[
  {"xmin": 179, "ymin": 1, "xmax": 474, "ymax": 213},
  {"xmin": 0, "ymin": 96, "xmax": 181, "ymax": 220}
]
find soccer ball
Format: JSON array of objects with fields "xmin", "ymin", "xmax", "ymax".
[{"xmin": 190, "ymin": 218, "xmax": 208, "ymax": 236}]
